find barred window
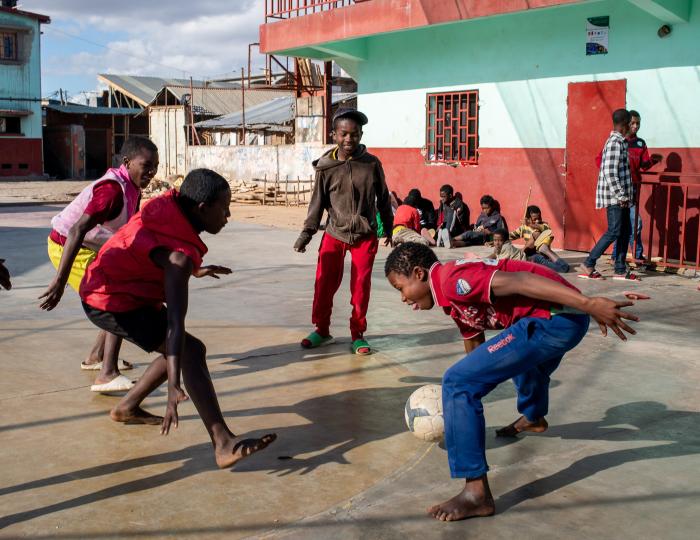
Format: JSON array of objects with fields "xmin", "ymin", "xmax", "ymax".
[
  {"xmin": 0, "ymin": 32, "xmax": 18, "ymax": 61},
  {"xmin": 426, "ymin": 90, "xmax": 478, "ymax": 164}
]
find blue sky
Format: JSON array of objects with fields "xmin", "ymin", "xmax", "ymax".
[{"xmin": 21, "ymin": 0, "xmax": 265, "ymax": 100}]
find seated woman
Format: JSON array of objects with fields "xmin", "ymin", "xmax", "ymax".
[{"xmin": 451, "ymin": 194, "xmax": 504, "ymax": 248}]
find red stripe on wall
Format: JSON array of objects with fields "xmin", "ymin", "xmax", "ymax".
[
  {"xmin": 370, "ymin": 146, "xmax": 566, "ymax": 244},
  {"xmin": 371, "ymin": 146, "xmax": 700, "ymax": 262}
]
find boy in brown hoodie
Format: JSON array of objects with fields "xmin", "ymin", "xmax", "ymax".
[{"xmin": 293, "ymin": 108, "xmax": 393, "ymax": 355}]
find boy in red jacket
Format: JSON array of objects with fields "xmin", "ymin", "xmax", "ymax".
[
  {"xmin": 385, "ymin": 242, "xmax": 637, "ymax": 521},
  {"xmin": 80, "ymin": 169, "xmax": 276, "ymax": 468}
]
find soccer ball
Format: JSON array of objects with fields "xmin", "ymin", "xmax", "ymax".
[{"xmin": 404, "ymin": 384, "xmax": 444, "ymax": 442}]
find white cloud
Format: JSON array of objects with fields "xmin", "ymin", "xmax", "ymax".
[{"xmin": 25, "ymin": 0, "xmax": 269, "ymax": 86}]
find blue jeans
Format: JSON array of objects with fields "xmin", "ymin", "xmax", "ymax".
[
  {"xmin": 583, "ymin": 205, "xmax": 631, "ymax": 275},
  {"xmin": 529, "ymin": 253, "xmax": 570, "ymax": 273},
  {"xmin": 441, "ymin": 314, "xmax": 590, "ymax": 478},
  {"xmin": 612, "ymin": 205, "xmax": 643, "ymax": 260}
]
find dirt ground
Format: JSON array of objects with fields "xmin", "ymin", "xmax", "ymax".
[{"xmin": 0, "ymin": 180, "xmax": 308, "ymax": 230}]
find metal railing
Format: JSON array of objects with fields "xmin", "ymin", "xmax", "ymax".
[
  {"xmin": 265, "ymin": 0, "xmax": 360, "ymax": 21},
  {"xmin": 634, "ymin": 171, "xmax": 700, "ymax": 271}
]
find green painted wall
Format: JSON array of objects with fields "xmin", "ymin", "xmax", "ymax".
[
  {"xmin": 0, "ymin": 11, "xmax": 43, "ymax": 138},
  {"xmin": 353, "ymin": 0, "xmax": 698, "ymax": 92}
]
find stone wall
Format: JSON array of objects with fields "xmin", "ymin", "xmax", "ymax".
[{"xmin": 187, "ymin": 143, "xmax": 333, "ymax": 182}]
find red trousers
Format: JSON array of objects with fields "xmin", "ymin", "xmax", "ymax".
[{"xmin": 312, "ymin": 233, "xmax": 378, "ymax": 340}]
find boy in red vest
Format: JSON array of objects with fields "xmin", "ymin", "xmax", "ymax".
[
  {"xmin": 40, "ymin": 136, "xmax": 158, "ymax": 392},
  {"xmin": 80, "ymin": 169, "xmax": 276, "ymax": 468},
  {"xmin": 385, "ymin": 242, "xmax": 637, "ymax": 521},
  {"xmin": 294, "ymin": 108, "xmax": 393, "ymax": 355}
]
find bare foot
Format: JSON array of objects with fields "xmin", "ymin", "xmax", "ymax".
[
  {"xmin": 428, "ymin": 476, "xmax": 495, "ymax": 521},
  {"xmin": 93, "ymin": 372, "xmax": 122, "ymax": 385},
  {"xmin": 215, "ymin": 433, "xmax": 277, "ymax": 469},
  {"xmin": 110, "ymin": 405, "xmax": 163, "ymax": 425},
  {"xmin": 495, "ymin": 415, "xmax": 548, "ymax": 438}
]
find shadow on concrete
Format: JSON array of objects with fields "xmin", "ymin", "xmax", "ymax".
[
  {"xmin": 495, "ymin": 401, "xmax": 700, "ymax": 513},
  {"xmin": 0, "ymin": 385, "xmax": 419, "ymax": 528},
  {"xmin": 0, "ymin": 226, "xmax": 53, "ymax": 278}
]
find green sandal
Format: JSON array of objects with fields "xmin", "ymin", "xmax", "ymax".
[
  {"xmin": 301, "ymin": 331, "xmax": 335, "ymax": 349},
  {"xmin": 352, "ymin": 338, "xmax": 371, "ymax": 356}
]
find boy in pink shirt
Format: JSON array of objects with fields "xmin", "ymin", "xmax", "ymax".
[{"xmin": 39, "ymin": 137, "xmax": 158, "ymax": 392}]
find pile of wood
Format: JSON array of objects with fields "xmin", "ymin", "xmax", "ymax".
[
  {"xmin": 229, "ymin": 178, "xmax": 313, "ymax": 206},
  {"xmin": 142, "ymin": 175, "xmax": 184, "ymax": 199}
]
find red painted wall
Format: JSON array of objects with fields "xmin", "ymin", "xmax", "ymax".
[
  {"xmin": 0, "ymin": 138, "xmax": 43, "ymax": 177},
  {"xmin": 371, "ymin": 146, "xmax": 566, "ymax": 243},
  {"xmin": 372, "ymin": 146, "xmax": 700, "ymax": 263}
]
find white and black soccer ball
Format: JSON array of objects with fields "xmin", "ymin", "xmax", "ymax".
[{"xmin": 404, "ymin": 384, "xmax": 444, "ymax": 442}]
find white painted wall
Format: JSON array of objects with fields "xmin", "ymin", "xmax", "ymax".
[{"xmin": 359, "ymin": 66, "xmax": 700, "ymax": 149}]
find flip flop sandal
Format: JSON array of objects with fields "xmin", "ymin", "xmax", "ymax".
[
  {"xmin": 81, "ymin": 359, "xmax": 134, "ymax": 371},
  {"xmin": 90, "ymin": 374, "xmax": 135, "ymax": 394},
  {"xmin": 351, "ymin": 339, "xmax": 371, "ymax": 356},
  {"xmin": 300, "ymin": 331, "xmax": 335, "ymax": 349},
  {"xmin": 577, "ymin": 270, "xmax": 605, "ymax": 280}
]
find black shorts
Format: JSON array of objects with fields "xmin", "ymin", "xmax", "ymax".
[{"xmin": 83, "ymin": 303, "xmax": 168, "ymax": 353}]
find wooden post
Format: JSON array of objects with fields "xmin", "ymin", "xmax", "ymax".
[
  {"xmin": 262, "ymin": 175, "xmax": 267, "ymax": 206},
  {"xmin": 296, "ymin": 176, "xmax": 300, "ymax": 206},
  {"xmin": 285, "ymin": 176, "xmax": 289, "ymax": 207}
]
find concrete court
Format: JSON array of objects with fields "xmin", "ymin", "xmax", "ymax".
[{"xmin": 1, "ymin": 204, "xmax": 699, "ymax": 539}]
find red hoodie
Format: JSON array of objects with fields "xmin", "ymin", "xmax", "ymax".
[{"xmin": 80, "ymin": 190, "xmax": 207, "ymax": 312}]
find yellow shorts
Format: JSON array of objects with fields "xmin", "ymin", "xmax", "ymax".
[
  {"xmin": 47, "ymin": 237, "xmax": 97, "ymax": 292},
  {"xmin": 534, "ymin": 229, "xmax": 554, "ymax": 249}
]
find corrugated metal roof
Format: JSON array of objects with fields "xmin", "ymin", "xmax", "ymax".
[
  {"xmin": 97, "ymin": 74, "xmax": 241, "ymax": 107},
  {"xmin": 157, "ymin": 86, "xmax": 292, "ymax": 117},
  {"xmin": 195, "ymin": 92, "xmax": 356, "ymax": 130},
  {"xmin": 44, "ymin": 103, "xmax": 142, "ymax": 116}
]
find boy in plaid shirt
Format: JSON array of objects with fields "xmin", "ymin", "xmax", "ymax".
[{"xmin": 578, "ymin": 109, "xmax": 640, "ymax": 282}]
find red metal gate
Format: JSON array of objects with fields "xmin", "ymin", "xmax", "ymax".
[{"xmin": 635, "ymin": 172, "xmax": 700, "ymax": 270}]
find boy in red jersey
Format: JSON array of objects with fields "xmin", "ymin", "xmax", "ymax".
[
  {"xmin": 80, "ymin": 169, "xmax": 276, "ymax": 468},
  {"xmin": 385, "ymin": 242, "xmax": 637, "ymax": 521}
]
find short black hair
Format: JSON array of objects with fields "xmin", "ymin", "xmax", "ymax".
[
  {"xmin": 385, "ymin": 242, "xmax": 438, "ymax": 278},
  {"xmin": 526, "ymin": 205, "xmax": 541, "ymax": 217},
  {"xmin": 179, "ymin": 169, "xmax": 230, "ymax": 208},
  {"xmin": 629, "ymin": 110, "xmax": 641, "ymax": 119},
  {"xmin": 480, "ymin": 194, "xmax": 495, "ymax": 206},
  {"xmin": 492, "ymin": 228, "xmax": 508, "ymax": 240},
  {"xmin": 612, "ymin": 108, "xmax": 631, "ymax": 126},
  {"xmin": 439, "ymin": 184, "xmax": 453, "ymax": 196},
  {"xmin": 404, "ymin": 188, "xmax": 421, "ymax": 207},
  {"xmin": 120, "ymin": 136, "xmax": 158, "ymax": 159}
]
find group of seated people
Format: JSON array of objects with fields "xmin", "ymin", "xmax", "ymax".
[{"xmin": 386, "ymin": 184, "xmax": 570, "ymax": 273}]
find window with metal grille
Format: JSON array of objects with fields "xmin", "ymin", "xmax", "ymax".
[
  {"xmin": 0, "ymin": 31, "xmax": 18, "ymax": 61},
  {"xmin": 426, "ymin": 90, "xmax": 478, "ymax": 164}
]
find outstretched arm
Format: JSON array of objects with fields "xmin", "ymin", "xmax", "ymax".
[
  {"xmin": 39, "ymin": 213, "xmax": 101, "ymax": 310},
  {"xmin": 491, "ymin": 271, "xmax": 638, "ymax": 340}
]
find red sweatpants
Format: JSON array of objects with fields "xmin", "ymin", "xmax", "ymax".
[{"xmin": 312, "ymin": 233, "xmax": 379, "ymax": 340}]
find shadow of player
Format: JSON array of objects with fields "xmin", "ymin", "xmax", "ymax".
[{"xmin": 495, "ymin": 401, "xmax": 700, "ymax": 512}]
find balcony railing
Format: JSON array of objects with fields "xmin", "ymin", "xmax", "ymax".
[{"xmin": 265, "ymin": 0, "xmax": 361, "ymax": 22}]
